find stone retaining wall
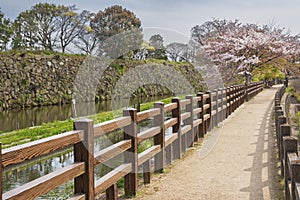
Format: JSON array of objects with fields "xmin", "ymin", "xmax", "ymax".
[{"xmin": 0, "ymin": 53, "xmax": 204, "ymax": 110}]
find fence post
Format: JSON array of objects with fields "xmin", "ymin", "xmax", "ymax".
[
  {"xmin": 123, "ymin": 108, "xmax": 138, "ymax": 196},
  {"xmin": 229, "ymin": 87, "xmax": 234, "ymax": 115},
  {"xmin": 275, "ymin": 108, "xmax": 283, "ymax": 134},
  {"xmin": 232, "ymin": 87, "xmax": 236, "ymax": 112},
  {"xmin": 206, "ymin": 91, "xmax": 212, "ymax": 132},
  {"xmin": 142, "ymin": 161, "xmax": 151, "ymax": 185},
  {"xmin": 185, "ymin": 95, "xmax": 194, "ymax": 147},
  {"xmin": 222, "ymin": 88, "xmax": 226, "ymax": 121},
  {"xmin": 106, "ymin": 184, "xmax": 118, "ymax": 200},
  {"xmin": 244, "ymin": 84, "xmax": 249, "ymax": 102},
  {"xmin": 154, "ymin": 102, "xmax": 165, "ymax": 173},
  {"xmin": 277, "ymin": 116, "xmax": 286, "ymax": 158},
  {"xmin": 172, "ymin": 98, "xmax": 182, "ymax": 159},
  {"xmin": 226, "ymin": 87, "xmax": 230, "ymax": 118},
  {"xmin": 291, "ymin": 163, "xmax": 300, "ymax": 200},
  {"xmin": 73, "ymin": 118, "xmax": 95, "ymax": 200},
  {"xmin": 217, "ymin": 89, "xmax": 222, "ymax": 124},
  {"xmin": 197, "ymin": 93, "xmax": 204, "ymax": 138},
  {"xmin": 213, "ymin": 90, "xmax": 218, "ymax": 128},
  {"xmin": 238, "ymin": 86, "xmax": 243, "ymax": 107},
  {"xmin": 280, "ymin": 124, "xmax": 291, "ymax": 177},
  {"xmin": 283, "ymin": 136, "xmax": 298, "ymax": 200},
  {"xmin": 275, "ymin": 105, "xmax": 282, "ymax": 113}
]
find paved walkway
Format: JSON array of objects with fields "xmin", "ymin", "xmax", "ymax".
[{"xmin": 132, "ymin": 86, "xmax": 282, "ymax": 200}]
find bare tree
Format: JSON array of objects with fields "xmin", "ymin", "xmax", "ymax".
[
  {"xmin": 55, "ymin": 6, "xmax": 89, "ymax": 53},
  {"xmin": 72, "ymin": 11, "xmax": 98, "ymax": 55},
  {"xmin": 166, "ymin": 42, "xmax": 192, "ymax": 62}
]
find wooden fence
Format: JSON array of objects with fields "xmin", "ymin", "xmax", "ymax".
[
  {"xmin": 0, "ymin": 82, "xmax": 264, "ymax": 200},
  {"xmin": 275, "ymin": 85, "xmax": 300, "ymax": 200}
]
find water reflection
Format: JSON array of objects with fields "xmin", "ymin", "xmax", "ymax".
[
  {"xmin": 0, "ymin": 95, "xmax": 168, "ymax": 133},
  {"xmin": 3, "ymin": 149, "xmax": 74, "ymax": 198}
]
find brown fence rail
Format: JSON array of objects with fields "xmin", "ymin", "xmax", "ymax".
[
  {"xmin": 274, "ymin": 85, "xmax": 300, "ymax": 200},
  {"xmin": 0, "ymin": 82, "xmax": 264, "ymax": 200}
]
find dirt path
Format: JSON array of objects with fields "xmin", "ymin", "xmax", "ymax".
[{"xmin": 130, "ymin": 86, "xmax": 283, "ymax": 200}]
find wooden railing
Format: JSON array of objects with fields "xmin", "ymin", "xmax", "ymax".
[
  {"xmin": 274, "ymin": 85, "xmax": 300, "ymax": 200},
  {"xmin": 0, "ymin": 82, "xmax": 264, "ymax": 200}
]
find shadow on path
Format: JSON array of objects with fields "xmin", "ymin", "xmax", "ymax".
[{"xmin": 240, "ymin": 87, "xmax": 283, "ymax": 200}]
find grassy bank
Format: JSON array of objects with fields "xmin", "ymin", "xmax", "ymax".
[{"xmin": 0, "ymin": 97, "xmax": 174, "ymax": 148}]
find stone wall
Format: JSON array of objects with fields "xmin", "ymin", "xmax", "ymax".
[{"xmin": 0, "ymin": 53, "xmax": 204, "ymax": 110}]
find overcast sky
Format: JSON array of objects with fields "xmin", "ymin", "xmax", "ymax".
[{"xmin": 1, "ymin": 0, "xmax": 300, "ymax": 44}]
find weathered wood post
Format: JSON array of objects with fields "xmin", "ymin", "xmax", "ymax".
[
  {"xmin": 142, "ymin": 161, "xmax": 151, "ymax": 185},
  {"xmin": 275, "ymin": 105, "xmax": 282, "ymax": 113},
  {"xmin": 213, "ymin": 90, "xmax": 218, "ymax": 128},
  {"xmin": 172, "ymin": 98, "xmax": 182, "ymax": 159},
  {"xmin": 222, "ymin": 88, "xmax": 226, "ymax": 120},
  {"xmin": 283, "ymin": 136, "xmax": 298, "ymax": 200},
  {"xmin": 275, "ymin": 100, "xmax": 281, "ymax": 109},
  {"xmin": 238, "ymin": 86, "xmax": 243, "ymax": 107},
  {"xmin": 185, "ymin": 95, "xmax": 194, "ymax": 147},
  {"xmin": 237, "ymin": 86, "xmax": 241, "ymax": 107},
  {"xmin": 232, "ymin": 87, "xmax": 236, "ymax": 112},
  {"xmin": 275, "ymin": 108, "xmax": 283, "ymax": 134},
  {"xmin": 280, "ymin": 124, "xmax": 291, "ymax": 177},
  {"xmin": 226, "ymin": 87, "xmax": 230, "ymax": 118},
  {"xmin": 229, "ymin": 87, "xmax": 234, "ymax": 115},
  {"xmin": 217, "ymin": 89, "xmax": 222, "ymax": 124},
  {"xmin": 236, "ymin": 86, "xmax": 240, "ymax": 108},
  {"xmin": 206, "ymin": 91, "xmax": 212, "ymax": 132},
  {"xmin": 73, "ymin": 118, "xmax": 95, "ymax": 200},
  {"xmin": 197, "ymin": 93, "xmax": 204, "ymax": 138},
  {"xmin": 244, "ymin": 83, "xmax": 249, "ymax": 102},
  {"xmin": 291, "ymin": 163, "xmax": 300, "ymax": 200},
  {"xmin": 154, "ymin": 102, "xmax": 165, "ymax": 173},
  {"xmin": 106, "ymin": 184, "xmax": 118, "ymax": 200},
  {"xmin": 239, "ymin": 85, "xmax": 243, "ymax": 106},
  {"xmin": 123, "ymin": 108, "xmax": 138, "ymax": 196},
  {"xmin": 277, "ymin": 115, "xmax": 286, "ymax": 158},
  {"xmin": 240, "ymin": 85, "xmax": 245, "ymax": 104}
]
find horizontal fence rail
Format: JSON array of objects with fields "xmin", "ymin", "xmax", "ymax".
[
  {"xmin": 0, "ymin": 82, "xmax": 264, "ymax": 200},
  {"xmin": 274, "ymin": 85, "xmax": 300, "ymax": 200}
]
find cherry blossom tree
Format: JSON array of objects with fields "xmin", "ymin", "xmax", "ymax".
[{"xmin": 191, "ymin": 19, "xmax": 300, "ymax": 84}]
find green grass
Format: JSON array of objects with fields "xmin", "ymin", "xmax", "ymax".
[{"xmin": 0, "ymin": 97, "xmax": 175, "ymax": 149}]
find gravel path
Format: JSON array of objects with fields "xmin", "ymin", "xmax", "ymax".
[{"xmin": 130, "ymin": 86, "xmax": 283, "ymax": 200}]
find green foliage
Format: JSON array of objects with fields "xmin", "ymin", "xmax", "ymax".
[
  {"xmin": 286, "ymin": 86, "xmax": 296, "ymax": 97},
  {"xmin": 138, "ymin": 139, "xmax": 154, "ymax": 153},
  {"xmin": 297, "ymin": 95, "xmax": 300, "ymax": 103},
  {"xmin": 91, "ymin": 5, "xmax": 143, "ymax": 58},
  {"xmin": 252, "ymin": 64, "xmax": 285, "ymax": 82},
  {"xmin": 41, "ymin": 180, "xmax": 73, "ymax": 199},
  {"xmin": 0, "ymin": 9, "xmax": 12, "ymax": 51},
  {"xmin": 37, "ymin": 96, "xmax": 44, "ymax": 103},
  {"xmin": 12, "ymin": 9, "xmax": 39, "ymax": 50},
  {"xmin": 295, "ymin": 112, "xmax": 300, "ymax": 134},
  {"xmin": 113, "ymin": 63, "xmax": 125, "ymax": 75},
  {"xmin": 148, "ymin": 34, "xmax": 167, "ymax": 60}
]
